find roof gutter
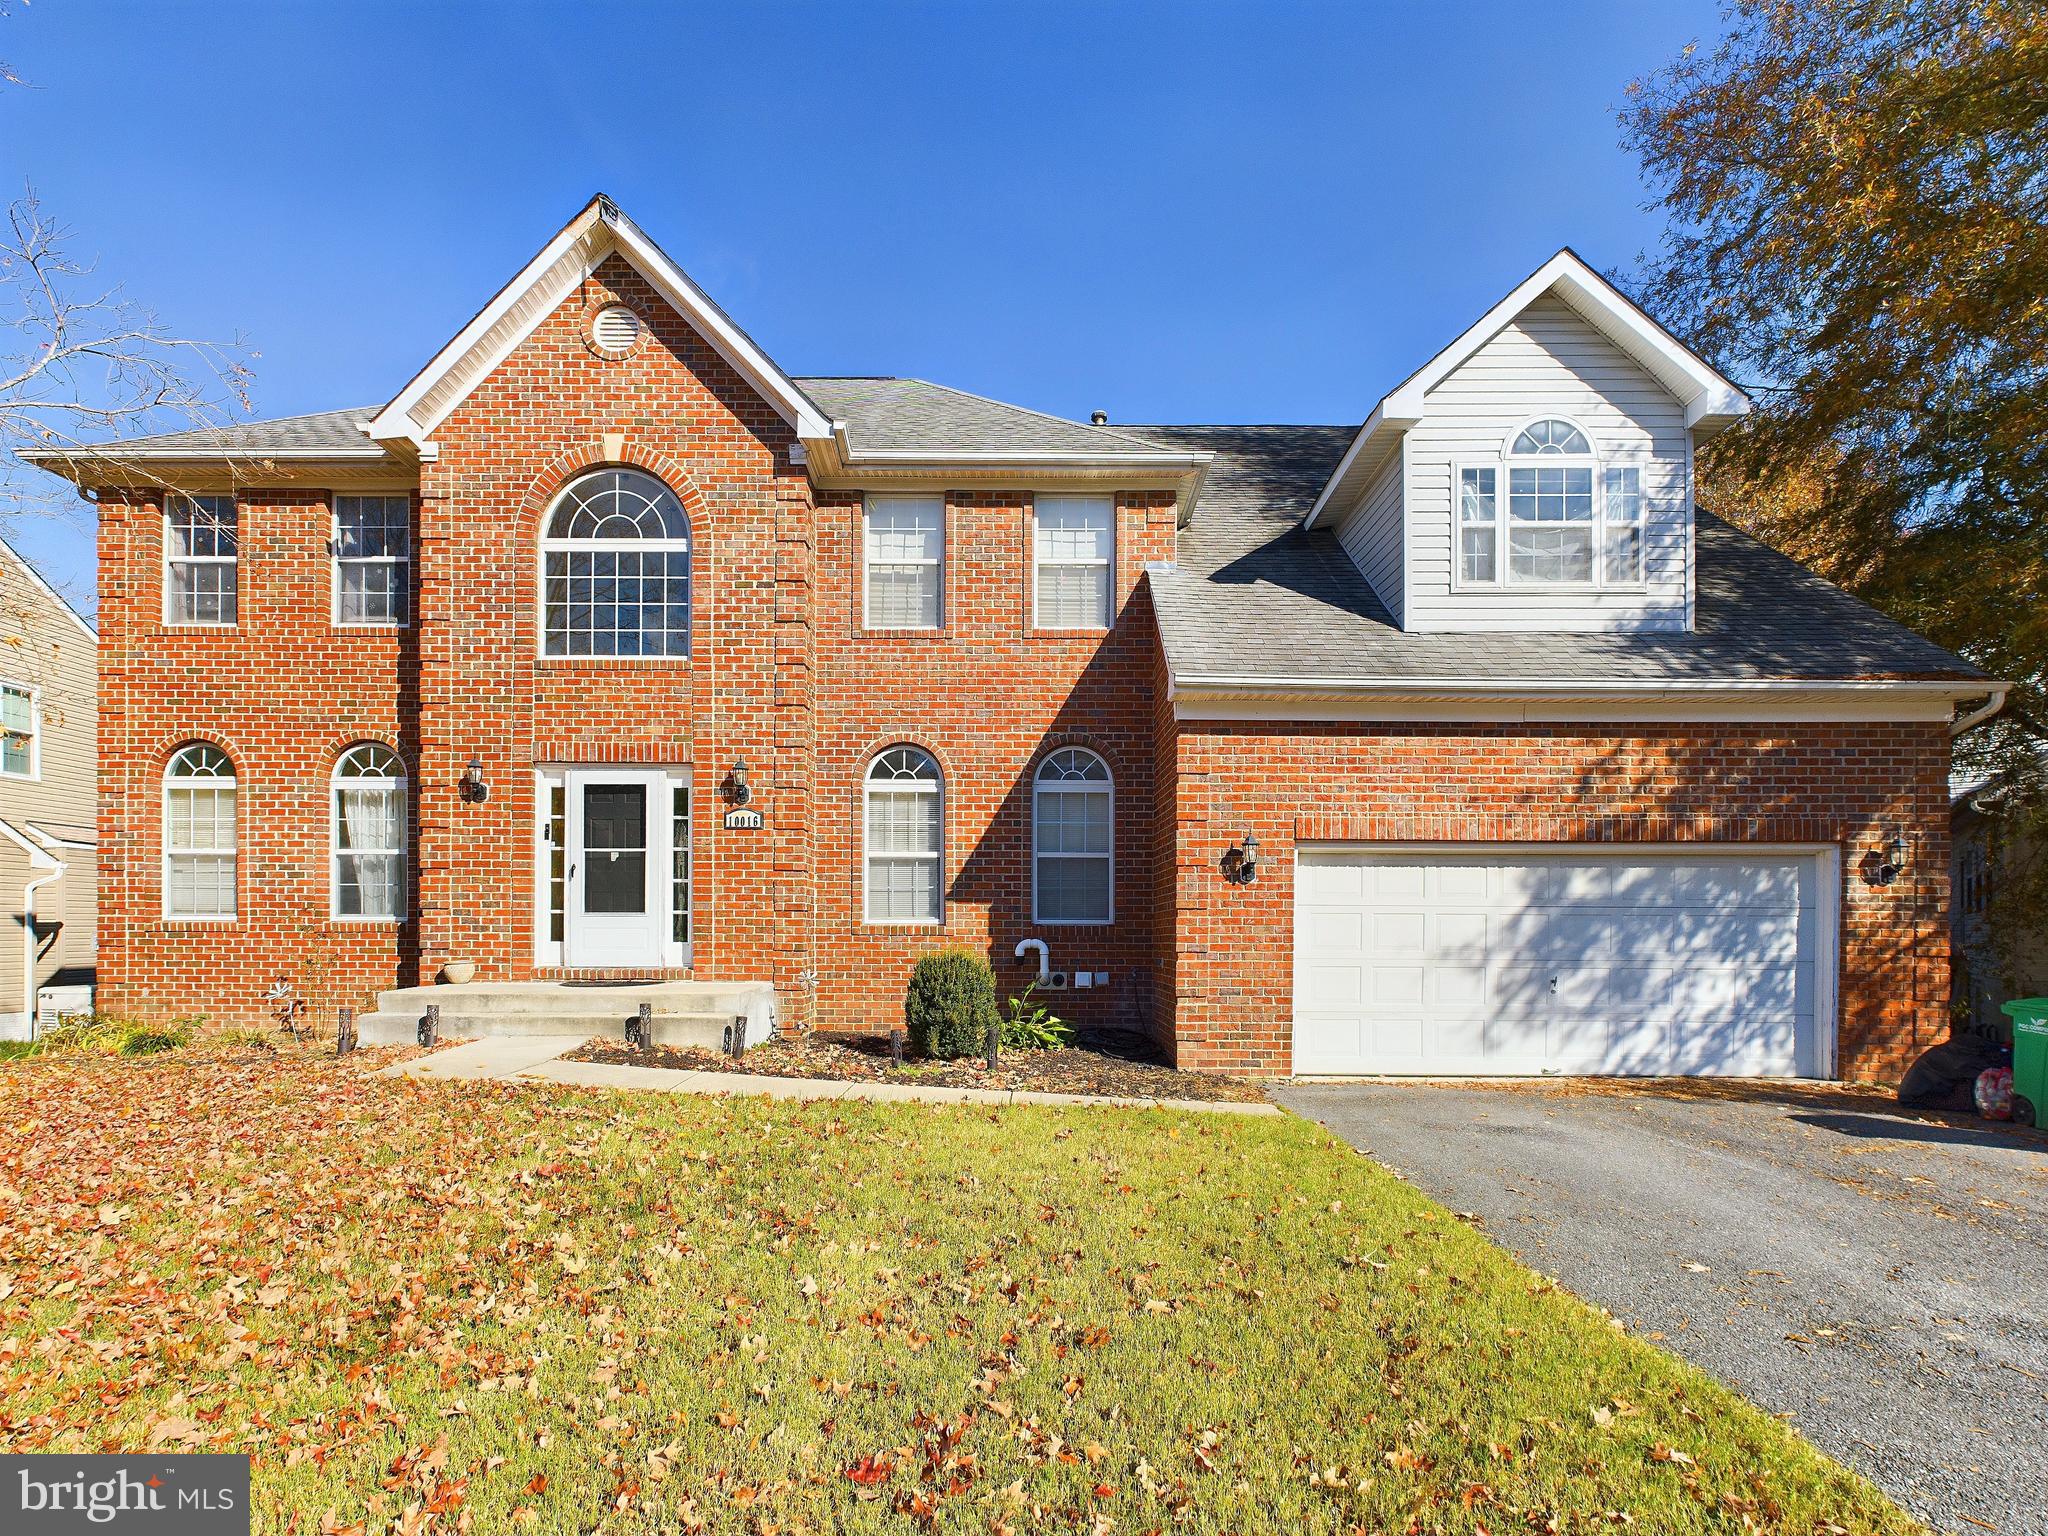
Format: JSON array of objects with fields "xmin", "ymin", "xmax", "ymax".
[
  {"xmin": 1172, "ymin": 673, "xmax": 1993, "ymax": 697},
  {"xmin": 1949, "ymin": 684, "xmax": 2011, "ymax": 738}
]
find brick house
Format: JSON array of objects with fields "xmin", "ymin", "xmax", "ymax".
[{"xmin": 27, "ymin": 197, "xmax": 2001, "ymax": 1079}]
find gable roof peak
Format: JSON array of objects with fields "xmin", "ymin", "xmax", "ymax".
[
  {"xmin": 364, "ymin": 196, "xmax": 831, "ymax": 447},
  {"xmin": 1303, "ymin": 247, "xmax": 1750, "ymax": 529}
]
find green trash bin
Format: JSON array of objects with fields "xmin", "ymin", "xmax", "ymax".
[{"xmin": 2002, "ymin": 998, "xmax": 2048, "ymax": 1128}]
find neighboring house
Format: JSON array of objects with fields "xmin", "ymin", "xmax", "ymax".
[
  {"xmin": 1951, "ymin": 765, "xmax": 2048, "ymax": 1036},
  {"xmin": 0, "ymin": 534, "xmax": 97, "ymax": 1039},
  {"xmin": 23, "ymin": 196, "xmax": 2000, "ymax": 1080}
]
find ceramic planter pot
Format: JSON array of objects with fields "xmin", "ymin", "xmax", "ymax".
[{"xmin": 439, "ymin": 961, "xmax": 477, "ymax": 986}]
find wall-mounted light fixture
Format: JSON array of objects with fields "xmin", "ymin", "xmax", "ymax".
[
  {"xmin": 459, "ymin": 757, "xmax": 489, "ymax": 803},
  {"xmin": 1223, "ymin": 830, "xmax": 1261, "ymax": 885},
  {"xmin": 1873, "ymin": 825, "xmax": 1910, "ymax": 885},
  {"xmin": 726, "ymin": 756, "xmax": 752, "ymax": 806}
]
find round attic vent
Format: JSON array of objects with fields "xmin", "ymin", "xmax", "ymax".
[{"xmin": 592, "ymin": 304, "xmax": 641, "ymax": 351}]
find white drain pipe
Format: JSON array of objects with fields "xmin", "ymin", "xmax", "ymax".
[{"xmin": 1014, "ymin": 938, "xmax": 1050, "ymax": 985}]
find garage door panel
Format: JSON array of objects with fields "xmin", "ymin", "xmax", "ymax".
[{"xmin": 1294, "ymin": 848, "xmax": 1827, "ymax": 1078}]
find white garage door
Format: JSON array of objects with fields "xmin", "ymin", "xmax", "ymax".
[{"xmin": 1293, "ymin": 847, "xmax": 1830, "ymax": 1078}]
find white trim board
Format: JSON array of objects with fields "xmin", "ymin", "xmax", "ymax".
[
  {"xmin": 366, "ymin": 196, "xmax": 831, "ymax": 448},
  {"xmin": 1304, "ymin": 249, "xmax": 1749, "ymax": 530}
]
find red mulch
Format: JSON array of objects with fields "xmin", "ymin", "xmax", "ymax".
[{"xmin": 566, "ymin": 1028, "xmax": 1269, "ymax": 1103}]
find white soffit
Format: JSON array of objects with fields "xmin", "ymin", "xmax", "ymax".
[
  {"xmin": 364, "ymin": 196, "xmax": 831, "ymax": 447},
  {"xmin": 1303, "ymin": 249, "xmax": 1749, "ymax": 529}
]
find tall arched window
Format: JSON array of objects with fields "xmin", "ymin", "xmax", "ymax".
[
  {"xmin": 1033, "ymin": 748, "xmax": 1112, "ymax": 925},
  {"xmin": 541, "ymin": 469, "xmax": 691, "ymax": 657},
  {"xmin": 163, "ymin": 742, "xmax": 236, "ymax": 919},
  {"xmin": 864, "ymin": 747, "xmax": 943, "ymax": 924},
  {"xmin": 333, "ymin": 743, "xmax": 407, "ymax": 921}
]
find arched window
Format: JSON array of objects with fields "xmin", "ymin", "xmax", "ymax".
[
  {"xmin": 163, "ymin": 743, "xmax": 236, "ymax": 919},
  {"xmin": 1033, "ymin": 748, "xmax": 1112, "ymax": 925},
  {"xmin": 541, "ymin": 469, "xmax": 691, "ymax": 657},
  {"xmin": 333, "ymin": 743, "xmax": 407, "ymax": 921},
  {"xmin": 1503, "ymin": 418, "xmax": 1596, "ymax": 584},
  {"xmin": 864, "ymin": 747, "xmax": 943, "ymax": 924}
]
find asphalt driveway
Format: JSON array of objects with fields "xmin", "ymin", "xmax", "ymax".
[{"xmin": 1275, "ymin": 1080, "xmax": 2048, "ymax": 1536}]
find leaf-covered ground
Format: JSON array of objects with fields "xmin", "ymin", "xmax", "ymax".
[{"xmin": 0, "ymin": 1046, "xmax": 1921, "ymax": 1534}]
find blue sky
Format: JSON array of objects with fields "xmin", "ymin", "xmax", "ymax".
[{"xmin": 2, "ymin": 0, "xmax": 1723, "ymax": 604}]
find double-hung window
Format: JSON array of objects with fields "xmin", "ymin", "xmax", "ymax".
[
  {"xmin": 333, "ymin": 743, "xmax": 407, "ymax": 920},
  {"xmin": 1033, "ymin": 494, "xmax": 1114, "ymax": 629},
  {"xmin": 163, "ymin": 743, "xmax": 236, "ymax": 919},
  {"xmin": 1032, "ymin": 748, "xmax": 1113, "ymax": 924},
  {"xmin": 1456, "ymin": 421, "xmax": 1649, "ymax": 589},
  {"xmin": 335, "ymin": 494, "xmax": 412, "ymax": 625},
  {"xmin": 864, "ymin": 747, "xmax": 943, "ymax": 924},
  {"xmin": 1, "ymin": 683, "xmax": 35, "ymax": 778},
  {"xmin": 864, "ymin": 495, "xmax": 943, "ymax": 629},
  {"xmin": 166, "ymin": 494, "xmax": 238, "ymax": 624}
]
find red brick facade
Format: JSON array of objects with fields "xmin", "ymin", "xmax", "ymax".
[
  {"xmin": 87, "ymin": 257, "xmax": 1955, "ymax": 1081},
  {"xmin": 1158, "ymin": 719, "xmax": 1953, "ymax": 1081}
]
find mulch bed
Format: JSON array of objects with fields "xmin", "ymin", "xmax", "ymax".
[{"xmin": 567, "ymin": 1028, "xmax": 1269, "ymax": 1103}]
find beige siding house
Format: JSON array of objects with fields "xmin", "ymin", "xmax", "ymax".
[{"xmin": 0, "ymin": 535, "xmax": 97, "ymax": 1039}]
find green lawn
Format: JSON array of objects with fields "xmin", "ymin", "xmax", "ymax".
[{"xmin": 0, "ymin": 1046, "xmax": 1919, "ymax": 1534}]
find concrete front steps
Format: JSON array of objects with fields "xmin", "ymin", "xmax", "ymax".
[{"xmin": 354, "ymin": 979, "xmax": 775, "ymax": 1052}]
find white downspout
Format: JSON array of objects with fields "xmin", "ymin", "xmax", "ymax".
[
  {"xmin": 1950, "ymin": 686, "xmax": 2010, "ymax": 738},
  {"xmin": 21, "ymin": 862, "xmax": 61, "ymax": 1039},
  {"xmin": 1014, "ymin": 938, "xmax": 1050, "ymax": 986}
]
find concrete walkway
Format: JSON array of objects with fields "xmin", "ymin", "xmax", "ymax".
[{"xmin": 380, "ymin": 1035, "xmax": 1279, "ymax": 1115}]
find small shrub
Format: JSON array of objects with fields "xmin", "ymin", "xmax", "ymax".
[
  {"xmin": 905, "ymin": 949, "xmax": 1000, "ymax": 1060},
  {"xmin": 30, "ymin": 1014, "xmax": 192, "ymax": 1058},
  {"xmin": 1002, "ymin": 982, "xmax": 1073, "ymax": 1052}
]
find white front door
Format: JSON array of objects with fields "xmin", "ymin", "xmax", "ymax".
[
  {"xmin": 564, "ymin": 769, "xmax": 668, "ymax": 968},
  {"xmin": 1292, "ymin": 846, "xmax": 1833, "ymax": 1078}
]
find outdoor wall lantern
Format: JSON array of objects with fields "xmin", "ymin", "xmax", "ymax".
[
  {"xmin": 1873, "ymin": 825, "xmax": 1910, "ymax": 885},
  {"xmin": 1223, "ymin": 830, "xmax": 1261, "ymax": 885},
  {"xmin": 459, "ymin": 757, "xmax": 489, "ymax": 804},
  {"xmin": 726, "ymin": 757, "xmax": 752, "ymax": 806}
]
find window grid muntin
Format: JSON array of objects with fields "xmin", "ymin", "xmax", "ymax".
[
  {"xmin": 672, "ymin": 784, "xmax": 691, "ymax": 945},
  {"xmin": 864, "ymin": 747, "xmax": 942, "ymax": 925},
  {"xmin": 1453, "ymin": 419, "xmax": 1653, "ymax": 591},
  {"xmin": 166, "ymin": 493, "xmax": 238, "ymax": 625},
  {"xmin": 864, "ymin": 495, "xmax": 944, "ymax": 629},
  {"xmin": 163, "ymin": 742, "xmax": 236, "ymax": 919},
  {"xmin": 1033, "ymin": 494, "xmax": 1114, "ymax": 629},
  {"xmin": 1032, "ymin": 748, "xmax": 1113, "ymax": 924},
  {"xmin": 333, "ymin": 743, "xmax": 407, "ymax": 921},
  {"xmin": 335, "ymin": 494, "xmax": 413, "ymax": 626},
  {"xmin": 1, "ymin": 682, "xmax": 34, "ymax": 778},
  {"xmin": 541, "ymin": 470, "xmax": 692, "ymax": 658}
]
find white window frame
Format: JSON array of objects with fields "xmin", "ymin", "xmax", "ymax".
[
  {"xmin": 1450, "ymin": 417, "xmax": 1651, "ymax": 593},
  {"xmin": 1032, "ymin": 492, "xmax": 1116, "ymax": 631},
  {"xmin": 537, "ymin": 469, "xmax": 693, "ymax": 661},
  {"xmin": 331, "ymin": 743, "xmax": 407, "ymax": 922},
  {"xmin": 862, "ymin": 746, "xmax": 945, "ymax": 927},
  {"xmin": 862, "ymin": 493, "xmax": 945, "ymax": 631},
  {"xmin": 163, "ymin": 492, "xmax": 239, "ymax": 626},
  {"xmin": 1031, "ymin": 747, "xmax": 1114, "ymax": 926},
  {"xmin": 332, "ymin": 493, "xmax": 414, "ymax": 628},
  {"xmin": 162, "ymin": 742, "xmax": 237, "ymax": 921},
  {"xmin": 0, "ymin": 680, "xmax": 38, "ymax": 781}
]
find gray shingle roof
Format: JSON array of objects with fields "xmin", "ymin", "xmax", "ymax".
[
  {"xmin": 1134, "ymin": 424, "xmax": 1984, "ymax": 685},
  {"xmin": 794, "ymin": 378, "xmax": 1184, "ymax": 457},
  {"xmin": 27, "ymin": 407, "xmax": 388, "ymax": 459}
]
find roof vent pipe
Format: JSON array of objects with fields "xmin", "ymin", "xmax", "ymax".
[{"xmin": 1090, "ymin": 410, "xmax": 1108, "ymax": 425}]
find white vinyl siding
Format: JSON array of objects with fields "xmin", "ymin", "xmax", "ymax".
[
  {"xmin": 1401, "ymin": 295, "xmax": 1690, "ymax": 631},
  {"xmin": 1334, "ymin": 447, "xmax": 1405, "ymax": 623},
  {"xmin": 863, "ymin": 495, "xmax": 943, "ymax": 629},
  {"xmin": 1033, "ymin": 495, "xmax": 1114, "ymax": 629}
]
